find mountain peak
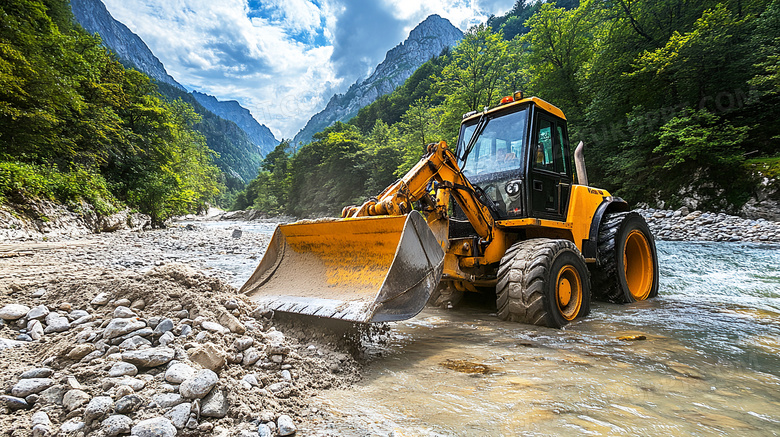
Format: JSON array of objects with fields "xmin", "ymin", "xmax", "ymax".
[
  {"xmin": 292, "ymin": 15, "xmax": 462, "ymax": 146},
  {"xmin": 70, "ymin": 0, "xmax": 185, "ymax": 91}
]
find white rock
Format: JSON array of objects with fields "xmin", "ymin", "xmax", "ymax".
[
  {"xmin": 242, "ymin": 374, "xmax": 259, "ymax": 387},
  {"xmin": 119, "ymin": 336, "xmax": 151, "ymax": 350},
  {"xmin": 165, "ymin": 362, "xmax": 195, "ymax": 384},
  {"xmin": 31, "ymin": 424, "xmax": 52, "ymax": 437},
  {"xmin": 84, "ymin": 396, "xmax": 114, "ymax": 422},
  {"xmin": 0, "ymin": 304, "xmax": 30, "ymax": 320},
  {"xmin": 63, "ymin": 389, "xmax": 91, "ymax": 411},
  {"xmin": 108, "ymin": 362, "xmax": 138, "ymax": 377},
  {"xmin": 31, "ymin": 411, "xmax": 52, "ymax": 427},
  {"xmin": 19, "ymin": 368, "xmax": 53, "ymax": 379},
  {"xmin": 131, "ymin": 417, "xmax": 177, "ymax": 437},
  {"xmin": 11, "ymin": 378, "xmax": 54, "ymax": 397},
  {"xmin": 257, "ymin": 423, "xmax": 273, "ymax": 437},
  {"xmin": 28, "ymin": 320, "xmax": 44, "ymax": 340},
  {"xmin": 113, "ymin": 306, "xmax": 136, "ymax": 318},
  {"xmin": 158, "ymin": 331, "xmax": 175, "ymax": 346},
  {"xmin": 121, "ymin": 346, "xmax": 174, "ymax": 367},
  {"xmin": 59, "ymin": 418, "xmax": 85, "ymax": 433},
  {"xmin": 277, "ymin": 415, "xmax": 296, "ymax": 436},
  {"xmin": 43, "ymin": 316, "xmax": 70, "ymax": 334},
  {"xmin": 113, "ymin": 377, "xmax": 146, "ymax": 391},
  {"xmin": 91, "ymin": 292, "xmax": 110, "ymax": 306},
  {"xmin": 201, "ymin": 321, "xmax": 229, "ymax": 334},
  {"xmin": 201, "ymin": 389, "xmax": 228, "ymax": 418},
  {"xmin": 152, "ymin": 393, "xmax": 184, "ymax": 408},
  {"xmin": 179, "ymin": 369, "xmax": 218, "ymax": 399},
  {"xmin": 164, "ymin": 402, "xmax": 192, "ymax": 429},
  {"xmin": 234, "ymin": 337, "xmax": 253, "ymax": 351},
  {"xmin": 102, "ymin": 415, "xmax": 132, "ymax": 436},
  {"xmin": 26, "ymin": 305, "xmax": 50, "ymax": 320},
  {"xmin": 103, "ymin": 318, "xmax": 146, "ymax": 339},
  {"xmin": 242, "ymin": 348, "xmax": 261, "ymax": 366},
  {"xmin": 68, "ymin": 309, "xmax": 90, "ymax": 321}
]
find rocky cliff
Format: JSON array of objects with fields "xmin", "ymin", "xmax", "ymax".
[
  {"xmin": 70, "ymin": 0, "xmax": 278, "ymax": 160},
  {"xmin": 292, "ymin": 14, "xmax": 463, "ymax": 146},
  {"xmin": 191, "ymin": 91, "xmax": 278, "ymax": 156},
  {"xmin": 70, "ymin": 0, "xmax": 184, "ymax": 91}
]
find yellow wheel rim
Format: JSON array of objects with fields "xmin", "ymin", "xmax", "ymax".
[
  {"xmin": 556, "ymin": 265, "xmax": 582, "ymax": 321},
  {"xmin": 624, "ymin": 230, "xmax": 654, "ymax": 300}
]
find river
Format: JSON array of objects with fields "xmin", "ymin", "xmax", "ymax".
[
  {"xmin": 310, "ymin": 241, "xmax": 780, "ymax": 436},
  {"xmin": 186, "ymin": 221, "xmax": 780, "ymax": 435}
]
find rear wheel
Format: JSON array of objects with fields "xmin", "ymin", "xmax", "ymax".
[
  {"xmin": 591, "ymin": 212, "xmax": 659, "ymax": 303},
  {"xmin": 496, "ymin": 239, "xmax": 591, "ymax": 328}
]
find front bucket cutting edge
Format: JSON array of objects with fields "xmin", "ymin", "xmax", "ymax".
[{"xmin": 239, "ymin": 211, "xmax": 445, "ymax": 323}]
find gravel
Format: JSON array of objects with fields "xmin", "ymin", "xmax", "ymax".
[{"xmin": 639, "ymin": 207, "xmax": 780, "ymax": 242}]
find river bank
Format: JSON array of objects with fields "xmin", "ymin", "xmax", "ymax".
[
  {"xmin": 0, "ymin": 224, "xmax": 362, "ymax": 436},
  {"xmin": 2, "ymin": 214, "xmax": 779, "ymax": 435},
  {"xmin": 207, "ymin": 206, "xmax": 780, "ymax": 244}
]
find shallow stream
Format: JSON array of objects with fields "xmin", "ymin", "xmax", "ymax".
[
  {"xmin": 192, "ymin": 222, "xmax": 780, "ymax": 435},
  {"xmin": 310, "ymin": 241, "xmax": 780, "ymax": 436}
]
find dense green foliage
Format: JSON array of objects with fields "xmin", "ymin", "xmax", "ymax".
[
  {"xmin": 239, "ymin": 0, "xmax": 780, "ymax": 217},
  {"xmin": 157, "ymin": 83, "xmax": 263, "ymax": 191},
  {"xmin": 1, "ymin": 0, "xmax": 221, "ymax": 225}
]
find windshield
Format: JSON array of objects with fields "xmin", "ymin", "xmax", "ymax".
[
  {"xmin": 457, "ymin": 108, "xmax": 528, "ymax": 179},
  {"xmin": 456, "ymin": 108, "xmax": 529, "ymax": 218}
]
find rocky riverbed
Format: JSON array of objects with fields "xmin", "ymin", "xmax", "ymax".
[
  {"xmin": 0, "ymin": 225, "xmax": 362, "ymax": 436},
  {"xmin": 1, "ymin": 201, "xmax": 779, "ymax": 436},
  {"xmin": 639, "ymin": 207, "xmax": 780, "ymax": 242}
]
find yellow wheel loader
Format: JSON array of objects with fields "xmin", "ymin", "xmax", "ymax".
[{"xmin": 240, "ymin": 94, "xmax": 659, "ymax": 327}]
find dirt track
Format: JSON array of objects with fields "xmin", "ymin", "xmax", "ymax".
[{"xmin": 0, "ymin": 224, "xmax": 364, "ymax": 436}]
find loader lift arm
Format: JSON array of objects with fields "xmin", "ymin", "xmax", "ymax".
[{"xmin": 341, "ymin": 141, "xmax": 498, "ymax": 251}]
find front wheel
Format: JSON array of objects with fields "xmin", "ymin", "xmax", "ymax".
[
  {"xmin": 591, "ymin": 212, "xmax": 659, "ymax": 303},
  {"xmin": 496, "ymin": 239, "xmax": 591, "ymax": 328}
]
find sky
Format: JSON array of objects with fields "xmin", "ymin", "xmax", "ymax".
[{"xmin": 101, "ymin": 0, "xmax": 516, "ymax": 140}]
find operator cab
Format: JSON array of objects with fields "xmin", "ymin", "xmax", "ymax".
[{"xmin": 456, "ymin": 95, "xmax": 574, "ymax": 222}]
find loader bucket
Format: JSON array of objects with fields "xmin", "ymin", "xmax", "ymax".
[{"xmin": 239, "ymin": 211, "xmax": 445, "ymax": 323}]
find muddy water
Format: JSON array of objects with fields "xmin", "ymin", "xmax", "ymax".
[{"xmin": 310, "ymin": 241, "xmax": 780, "ymax": 436}]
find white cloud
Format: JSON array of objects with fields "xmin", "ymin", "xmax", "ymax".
[{"xmin": 101, "ymin": 0, "xmax": 515, "ymax": 139}]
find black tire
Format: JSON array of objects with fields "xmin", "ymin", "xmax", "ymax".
[
  {"xmin": 426, "ymin": 281, "xmax": 464, "ymax": 309},
  {"xmin": 590, "ymin": 211, "xmax": 659, "ymax": 303},
  {"xmin": 496, "ymin": 239, "xmax": 591, "ymax": 328}
]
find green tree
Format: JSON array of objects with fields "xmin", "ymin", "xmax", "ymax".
[
  {"xmin": 521, "ymin": 2, "xmax": 595, "ymax": 121},
  {"xmin": 435, "ymin": 24, "xmax": 520, "ymax": 140}
]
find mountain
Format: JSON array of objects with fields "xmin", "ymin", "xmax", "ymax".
[
  {"xmin": 292, "ymin": 14, "xmax": 463, "ymax": 146},
  {"xmin": 70, "ymin": 0, "xmax": 184, "ymax": 90},
  {"xmin": 191, "ymin": 91, "xmax": 278, "ymax": 156},
  {"xmin": 69, "ymin": 0, "xmax": 278, "ymax": 185}
]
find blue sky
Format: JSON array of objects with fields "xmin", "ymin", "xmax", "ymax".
[{"xmin": 102, "ymin": 0, "xmax": 516, "ymax": 139}]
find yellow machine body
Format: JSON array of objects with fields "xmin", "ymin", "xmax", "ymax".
[{"xmin": 241, "ymin": 96, "xmax": 643, "ymax": 323}]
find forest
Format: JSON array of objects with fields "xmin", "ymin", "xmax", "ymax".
[
  {"xmin": 0, "ymin": 0, "xmax": 221, "ymax": 225},
  {"xmin": 237, "ymin": 0, "xmax": 780, "ymax": 218}
]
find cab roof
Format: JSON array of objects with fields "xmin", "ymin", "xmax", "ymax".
[{"xmin": 461, "ymin": 96, "xmax": 566, "ymax": 124}]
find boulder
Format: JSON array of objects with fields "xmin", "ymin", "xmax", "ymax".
[
  {"xmin": 201, "ymin": 388, "xmax": 228, "ymax": 418},
  {"xmin": 0, "ymin": 304, "xmax": 30, "ymax": 320},
  {"xmin": 179, "ymin": 369, "xmax": 218, "ymax": 399},
  {"xmin": 131, "ymin": 417, "xmax": 177, "ymax": 437},
  {"xmin": 11, "ymin": 378, "xmax": 54, "ymax": 397},
  {"xmin": 102, "ymin": 415, "xmax": 132, "ymax": 436},
  {"xmin": 188, "ymin": 343, "xmax": 226, "ymax": 371},
  {"xmin": 103, "ymin": 318, "xmax": 146, "ymax": 339},
  {"xmin": 121, "ymin": 347, "xmax": 175, "ymax": 367}
]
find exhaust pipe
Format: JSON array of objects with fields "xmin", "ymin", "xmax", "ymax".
[{"xmin": 574, "ymin": 141, "xmax": 588, "ymax": 186}]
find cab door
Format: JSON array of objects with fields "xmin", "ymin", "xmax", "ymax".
[{"xmin": 529, "ymin": 114, "xmax": 571, "ymax": 221}]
